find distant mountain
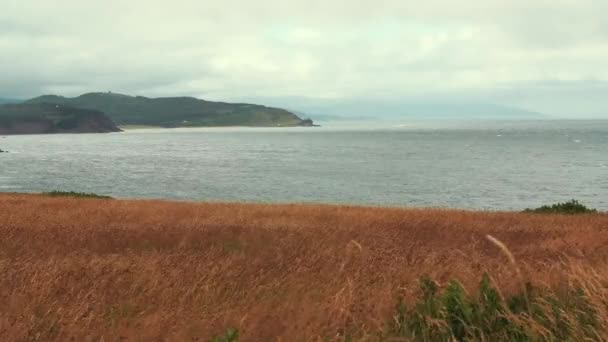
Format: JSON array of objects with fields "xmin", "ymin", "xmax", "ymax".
[
  {"xmin": 239, "ymin": 97, "xmax": 547, "ymax": 121},
  {"xmin": 26, "ymin": 92, "xmax": 315, "ymax": 127},
  {"xmin": 0, "ymin": 103, "xmax": 121, "ymax": 135},
  {"xmin": 302, "ymin": 101, "xmax": 547, "ymax": 121},
  {"xmin": 0, "ymin": 98, "xmax": 21, "ymax": 105}
]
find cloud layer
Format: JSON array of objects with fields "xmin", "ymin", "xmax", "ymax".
[{"xmin": 2, "ymin": 0, "xmax": 608, "ymax": 117}]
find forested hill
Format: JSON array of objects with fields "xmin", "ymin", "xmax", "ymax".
[
  {"xmin": 27, "ymin": 92, "xmax": 316, "ymax": 127},
  {"xmin": 0, "ymin": 103, "xmax": 121, "ymax": 135}
]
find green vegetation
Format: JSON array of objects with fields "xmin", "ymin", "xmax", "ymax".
[
  {"xmin": 524, "ymin": 199, "xmax": 597, "ymax": 214},
  {"xmin": 27, "ymin": 92, "xmax": 315, "ymax": 127},
  {"xmin": 210, "ymin": 328, "xmax": 239, "ymax": 342},
  {"xmin": 383, "ymin": 274, "xmax": 598, "ymax": 341},
  {"xmin": 43, "ymin": 191, "xmax": 113, "ymax": 199},
  {"xmin": 0, "ymin": 103, "xmax": 121, "ymax": 134},
  {"xmin": 215, "ymin": 273, "xmax": 600, "ymax": 341}
]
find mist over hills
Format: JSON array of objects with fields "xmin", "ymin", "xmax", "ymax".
[
  {"xmin": 239, "ymin": 97, "xmax": 548, "ymax": 122},
  {"xmin": 2, "ymin": 91, "xmax": 550, "ymax": 128},
  {"xmin": 0, "ymin": 98, "xmax": 21, "ymax": 105}
]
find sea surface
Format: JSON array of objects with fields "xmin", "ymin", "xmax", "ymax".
[{"xmin": 1, "ymin": 120, "xmax": 607, "ymax": 210}]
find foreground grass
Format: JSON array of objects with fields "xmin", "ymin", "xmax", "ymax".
[
  {"xmin": 384, "ymin": 271, "xmax": 602, "ymax": 341},
  {"xmin": 213, "ymin": 269, "xmax": 605, "ymax": 341},
  {"xmin": 1, "ymin": 194, "xmax": 607, "ymax": 341}
]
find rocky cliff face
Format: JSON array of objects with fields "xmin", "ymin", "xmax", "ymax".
[{"xmin": 0, "ymin": 103, "xmax": 121, "ymax": 135}]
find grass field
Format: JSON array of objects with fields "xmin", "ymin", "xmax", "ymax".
[{"xmin": 1, "ymin": 193, "xmax": 607, "ymax": 341}]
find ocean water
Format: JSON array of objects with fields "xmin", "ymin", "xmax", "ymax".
[{"xmin": 1, "ymin": 120, "xmax": 607, "ymax": 210}]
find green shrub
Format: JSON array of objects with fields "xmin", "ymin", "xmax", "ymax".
[
  {"xmin": 210, "ymin": 327, "xmax": 239, "ymax": 342},
  {"xmin": 385, "ymin": 273, "xmax": 599, "ymax": 341},
  {"xmin": 43, "ymin": 191, "xmax": 112, "ymax": 199},
  {"xmin": 524, "ymin": 200, "xmax": 597, "ymax": 214}
]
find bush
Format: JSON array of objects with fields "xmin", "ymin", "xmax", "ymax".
[
  {"xmin": 210, "ymin": 327, "xmax": 239, "ymax": 342},
  {"xmin": 43, "ymin": 191, "xmax": 112, "ymax": 199},
  {"xmin": 524, "ymin": 200, "xmax": 597, "ymax": 214},
  {"xmin": 385, "ymin": 273, "xmax": 599, "ymax": 341}
]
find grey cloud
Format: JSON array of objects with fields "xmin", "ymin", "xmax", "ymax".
[{"xmin": 1, "ymin": 0, "xmax": 607, "ymax": 117}]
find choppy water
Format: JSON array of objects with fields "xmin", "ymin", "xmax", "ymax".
[{"xmin": 1, "ymin": 120, "xmax": 607, "ymax": 210}]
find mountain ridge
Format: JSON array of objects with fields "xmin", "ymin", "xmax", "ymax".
[{"xmin": 27, "ymin": 92, "xmax": 316, "ymax": 128}]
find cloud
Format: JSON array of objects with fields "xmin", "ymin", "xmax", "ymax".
[{"xmin": 1, "ymin": 0, "xmax": 607, "ymax": 117}]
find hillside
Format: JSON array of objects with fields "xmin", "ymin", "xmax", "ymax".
[
  {"xmin": 1, "ymin": 194, "xmax": 607, "ymax": 340},
  {"xmin": 27, "ymin": 92, "xmax": 316, "ymax": 127},
  {"xmin": 0, "ymin": 103, "xmax": 121, "ymax": 135}
]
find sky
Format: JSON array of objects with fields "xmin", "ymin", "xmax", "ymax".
[{"xmin": 1, "ymin": 0, "xmax": 608, "ymax": 117}]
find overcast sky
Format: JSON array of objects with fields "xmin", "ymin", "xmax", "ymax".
[{"xmin": 2, "ymin": 0, "xmax": 608, "ymax": 117}]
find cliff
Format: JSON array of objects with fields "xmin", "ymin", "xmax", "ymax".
[{"xmin": 0, "ymin": 103, "xmax": 122, "ymax": 135}]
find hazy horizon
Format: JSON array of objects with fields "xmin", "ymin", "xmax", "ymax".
[{"xmin": 2, "ymin": 1, "xmax": 608, "ymax": 118}]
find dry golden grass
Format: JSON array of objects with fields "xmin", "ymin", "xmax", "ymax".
[{"xmin": 1, "ymin": 193, "xmax": 607, "ymax": 341}]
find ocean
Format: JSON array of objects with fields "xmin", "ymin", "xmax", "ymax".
[{"xmin": 1, "ymin": 120, "xmax": 607, "ymax": 210}]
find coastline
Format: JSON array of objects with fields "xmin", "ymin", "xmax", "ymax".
[{"xmin": 119, "ymin": 123, "xmax": 321, "ymax": 130}]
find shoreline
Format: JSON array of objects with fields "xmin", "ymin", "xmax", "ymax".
[
  {"xmin": 2, "ymin": 192, "xmax": 605, "ymax": 213},
  {"xmin": 119, "ymin": 124, "xmax": 321, "ymax": 130}
]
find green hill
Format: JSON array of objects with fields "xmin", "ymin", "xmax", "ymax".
[
  {"xmin": 26, "ymin": 92, "xmax": 315, "ymax": 127},
  {"xmin": 0, "ymin": 103, "xmax": 121, "ymax": 135}
]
